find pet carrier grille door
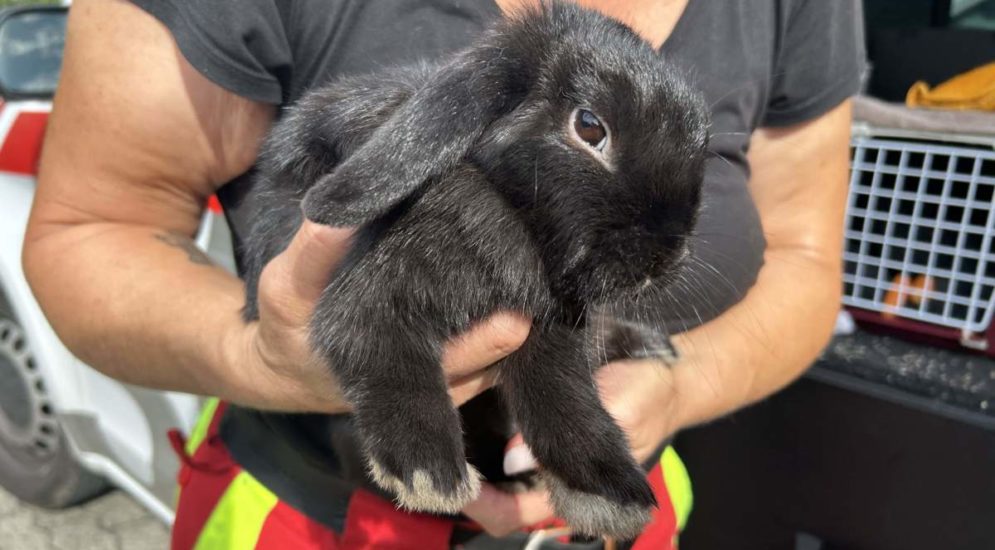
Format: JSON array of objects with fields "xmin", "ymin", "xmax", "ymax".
[{"xmin": 842, "ymin": 136, "xmax": 995, "ymax": 352}]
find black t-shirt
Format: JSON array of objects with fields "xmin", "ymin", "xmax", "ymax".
[{"xmin": 133, "ymin": 0, "xmax": 866, "ymax": 532}]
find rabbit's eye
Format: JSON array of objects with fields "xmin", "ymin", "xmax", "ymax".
[{"xmin": 573, "ymin": 109, "xmax": 608, "ymax": 151}]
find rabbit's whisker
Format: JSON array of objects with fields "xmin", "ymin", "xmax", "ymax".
[
  {"xmin": 706, "ymin": 150, "xmax": 736, "ymax": 172},
  {"xmin": 684, "ymin": 255, "xmax": 775, "ymax": 355},
  {"xmin": 707, "ymin": 131, "xmax": 748, "ymax": 139},
  {"xmin": 533, "ymin": 152, "xmax": 540, "ymax": 206},
  {"xmin": 573, "ymin": 302, "xmax": 588, "ymax": 332},
  {"xmin": 693, "ymin": 231, "xmax": 761, "ymax": 243},
  {"xmin": 706, "ymin": 70, "xmax": 792, "ymax": 111}
]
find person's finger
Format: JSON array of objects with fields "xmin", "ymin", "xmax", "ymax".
[
  {"xmin": 260, "ymin": 221, "xmax": 353, "ymax": 325},
  {"xmin": 462, "ymin": 483, "xmax": 555, "ymax": 537},
  {"xmin": 442, "ymin": 312, "xmax": 531, "ymax": 378},
  {"xmin": 447, "ymin": 368, "xmax": 500, "ymax": 406},
  {"xmin": 283, "ymin": 220, "xmax": 353, "ymax": 304}
]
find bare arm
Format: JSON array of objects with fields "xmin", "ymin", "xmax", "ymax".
[
  {"xmin": 578, "ymin": 99, "xmax": 855, "ymax": 465},
  {"xmin": 665, "ymin": 101, "xmax": 851, "ymax": 427},
  {"xmin": 23, "ymin": 0, "xmax": 527, "ymax": 412},
  {"xmin": 581, "ymin": 100, "xmax": 853, "ymax": 465}
]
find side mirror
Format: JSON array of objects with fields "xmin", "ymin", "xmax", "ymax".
[{"xmin": 0, "ymin": 6, "xmax": 67, "ymax": 99}]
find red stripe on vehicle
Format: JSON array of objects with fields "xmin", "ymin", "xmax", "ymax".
[
  {"xmin": 206, "ymin": 195, "xmax": 223, "ymax": 213},
  {"xmin": 0, "ymin": 111, "xmax": 48, "ymax": 175}
]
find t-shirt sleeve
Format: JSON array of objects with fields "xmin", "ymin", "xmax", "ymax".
[
  {"xmin": 129, "ymin": 0, "xmax": 292, "ymax": 105},
  {"xmin": 762, "ymin": 0, "xmax": 867, "ymax": 127}
]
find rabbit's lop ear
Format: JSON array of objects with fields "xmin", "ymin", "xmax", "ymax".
[{"xmin": 302, "ymin": 43, "xmax": 533, "ymax": 227}]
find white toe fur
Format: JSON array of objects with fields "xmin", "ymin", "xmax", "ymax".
[
  {"xmin": 544, "ymin": 472, "xmax": 654, "ymax": 540},
  {"xmin": 369, "ymin": 459, "xmax": 482, "ymax": 514}
]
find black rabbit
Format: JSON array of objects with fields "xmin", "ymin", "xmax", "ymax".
[{"xmin": 242, "ymin": 2, "xmax": 707, "ymax": 540}]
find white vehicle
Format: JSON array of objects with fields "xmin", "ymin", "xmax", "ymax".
[{"xmin": 0, "ymin": 5, "xmax": 233, "ymax": 524}]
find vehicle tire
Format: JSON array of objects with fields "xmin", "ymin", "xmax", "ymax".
[{"xmin": 0, "ymin": 289, "xmax": 107, "ymax": 508}]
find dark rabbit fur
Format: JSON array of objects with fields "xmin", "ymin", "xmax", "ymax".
[{"xmin": 241, "ymin": 3, "xmax": 707, "ymax": 540}]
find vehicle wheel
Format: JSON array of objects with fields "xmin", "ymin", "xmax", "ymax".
[{"xmin": 0, "ymin": 291, "xmax": 107, "ymax": 508}]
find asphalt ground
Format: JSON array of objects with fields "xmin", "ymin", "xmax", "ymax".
[{"xmin": 0, "ymin": 488, "xmax": 168, "ymax": 550}]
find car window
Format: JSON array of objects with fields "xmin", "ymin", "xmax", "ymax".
[{"xmin": 0, "ymin": 10, "xmax": 67, "ymax": 97}]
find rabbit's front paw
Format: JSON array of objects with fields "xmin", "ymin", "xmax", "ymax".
[
  {"xmin": 368, "ymin": 456, "xmax": 482, "ymax": 514},
  {"xmin": 361, "ymin": 410, "xmax": 481, "ymax": 514},
  {"xmin": 544, "ymin": 468, "xmax": 655, "ymax": 541}
]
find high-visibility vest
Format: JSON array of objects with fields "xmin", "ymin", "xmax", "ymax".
[{"xmin": 169, "ymin": 398, "xmax": 693, "ymax": 550}]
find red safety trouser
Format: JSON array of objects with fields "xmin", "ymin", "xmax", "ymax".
[{"xmin": 168, "ymin": 400, "xmax": 689, "ymax": 549}]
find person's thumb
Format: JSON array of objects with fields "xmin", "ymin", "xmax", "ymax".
[{"xmin": 278, "ymin": 220, "xmax": 353, "ymax": 306}]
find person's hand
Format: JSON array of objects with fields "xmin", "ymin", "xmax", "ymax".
[
  {"xmin": 462, "ymin": 479, "xmax": 556, "ymax": 538},
  {"xmin": 231, "ymin": 219, "xmax": 532, "ymax": 413},
  {"xmin": 462, "ymin": 357, "xmax": 682, "ymax": 537},
  {"xmin": 595, "ymin": 357, "xmax": 683, "ymax": 462}
]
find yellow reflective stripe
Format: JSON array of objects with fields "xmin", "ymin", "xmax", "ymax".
[
  {"xmin": 193, "ymin": 471, "xmax": 279, "ymax": 550},
  {"xmin": 661, "ymin": 446, "xmax": 693, "ymax": 531},
  {"xmin": 185, "ymin": 397, "xmax": 220, "ymax": 455}
]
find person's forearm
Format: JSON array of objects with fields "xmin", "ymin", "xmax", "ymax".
[
  {"xmin": 669, "ymin": 248, "xmax": 842, "ymax": 428},
  {"xmin": 22, "ymin": 221, "xmax": 262, "ymax": 403},
  {"xmin": 666, "ymin": 102, "xmax": 851, "ymax": 430},
  {"xmin": 23, "ymin": 217, "xmax": 531, "ymax": 413}
]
